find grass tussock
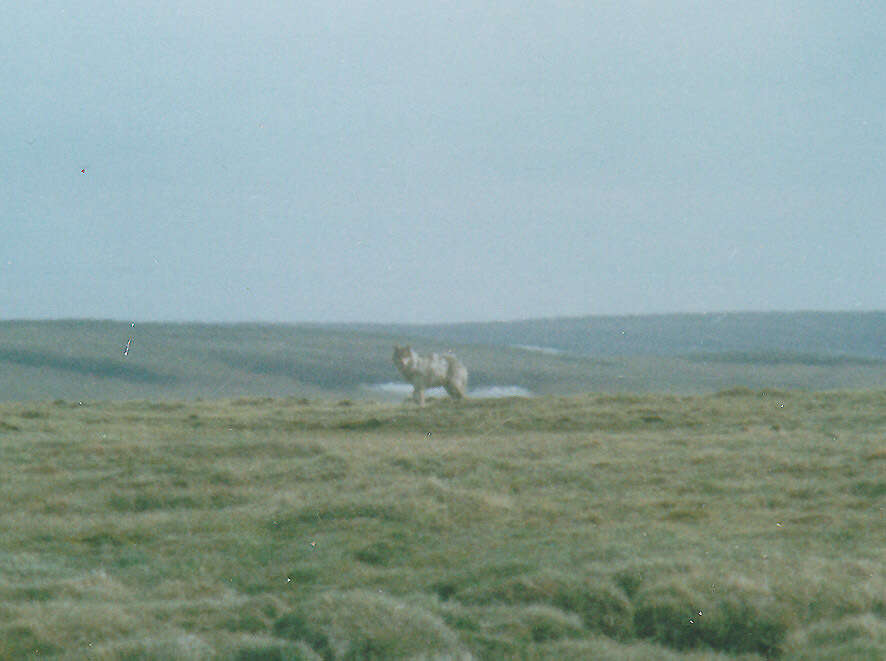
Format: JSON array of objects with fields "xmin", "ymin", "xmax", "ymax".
[
  {"xmin": 274, "ymin": 590, "xmax": 467, "ymax": 660},
  {"xmin": 633, "ymin": 575, "xmax": 790, "ymax": 656},
  {"xmin": 458, "ymin": 570, "xmax": 633, "ymax": 639},
  {"xmin": 64, "ymin": 632, "xmax": 215, "ymax": 661},
  {"xmin": 232, "ymin": 636, "xmax": 324, "ymax": 660},
  {"xmin": 781, "ymin": 614, "xmax": 886, "ymax": 661}
]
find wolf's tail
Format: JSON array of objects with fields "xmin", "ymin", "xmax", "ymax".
[{"xmin": 444, "ymin": 355, "xmax": 468, "ymax": 398}]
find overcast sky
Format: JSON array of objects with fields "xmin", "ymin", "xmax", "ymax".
[{"xmin": 3, "ymin": 1, "xmax": 884, "ymax": 323}]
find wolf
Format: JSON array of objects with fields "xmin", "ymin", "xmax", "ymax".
[{"xmin": 392, "ymin": 345, "xmax": 468, "ymax": 406}]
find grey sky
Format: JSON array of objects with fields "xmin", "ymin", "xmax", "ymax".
[{"xmin": 3, "ymin": 1, "xmax": 884, "ymax": 323}]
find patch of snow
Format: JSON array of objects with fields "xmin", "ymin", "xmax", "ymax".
[
  {"xmin": 469, "ymin": 385, "xmax": 533, "ymax": 398},
  {"xmin": 364, "ymin": 382, "xmax": 447, "ymax": 397},
  {"xmin": 362, "ymin": 383, "xmax": 532, "ymax": 398},
  {"xmin": 511, "ymin": 344, "xmax": 563, "ymax": 355}
]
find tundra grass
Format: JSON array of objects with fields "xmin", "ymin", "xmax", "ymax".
[{"xmin": 0, "ymin": 390, "xmax": 883, "ymax": 659}]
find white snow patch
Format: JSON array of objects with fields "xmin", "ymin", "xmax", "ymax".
[
  {"xmin": 363, "ymin": 383, "xmax": 532, "ymax": 398},
  {"xmin": 511, "ymin": 344, "xmax": 563, "ymax": 355},
  {"xmin": 365, "ymin": 382, "xmax": 447, "ymax": 397},
  {"xmin": 470, "ymin": 385, "xmax": 533, "ymax": 398}
]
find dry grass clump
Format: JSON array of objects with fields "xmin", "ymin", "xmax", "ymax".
[
  {"xmin": 633, "ymin": 575, "xmax": 789, "ymax": 656},
  {"xmin": 521, "ymin": 636, "xmax": 759, "ymax": 660},
  {"xmin": 772, "ymin": 558, "xmax": 885, "ymax": 623},
  {"xmin": 418, "ymin": 476, "xmax": 515, "ymax": 523},
  {"xmin": 0, "ymin": 623, "xmax": 59, "ymax": 658},
  {"xmin": 469, "ymin": 603, "xmax": 584, "ymax": 643},
  {"xmin": 516, "ymin": 604, "xmax": 586, "ymax": 643},
  {"xmin": 146, "ymin": 587, "xmax": 279, "ymax": 637},
  {"xmin": 273, "ymin": 589, "xmax": 467, "ymax": 660},
  {"xmin": 780, "ymin": 614, "xmax": 886, "ymax": 661},
  {"xmin": 230, "ymin": 635, "xmax": 324, "ymax": 661},
  {"xmin": 59, "ymin": 631, "xmax": 214, "ymax": 660},
  {"xmin": 609, "ymin": 560, "xmax": 695, "ymax": 599},
  {"xmin": 457, "ymin": 569, "xmax": 633, "ymax": 639},
  {"xmin": 1, "ymin": 599, "xmax": 143, "ymax": 657},
  {"xmin": 632, "ymin": 580, "xmax": 702, "ymax": 649},
  {"xmin": 435, "ymin": 604, "xmax": 584, "ymax": 659}
]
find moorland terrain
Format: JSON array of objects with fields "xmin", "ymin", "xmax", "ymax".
[
  {"xmin": 0, "ymin": 313, "xmax": 883, "ymax": 658},
  {"xmin": 0, "ymin": 390, "xmax": 884, "ymax": 659}
]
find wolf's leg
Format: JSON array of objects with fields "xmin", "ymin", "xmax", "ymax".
[{"xmin": 444, "ymin": 382, "xmax": 464, "ymax": 399}]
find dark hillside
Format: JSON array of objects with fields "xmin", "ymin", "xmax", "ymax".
[
  {"xmin": 0, "ymin": 320, "xmax": 611, "ymax": 401},
  {"xmin": 349, "ymin": 311, "xmax": 885, "ymax": 359}
]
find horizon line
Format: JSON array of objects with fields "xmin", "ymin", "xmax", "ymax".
[{"xmin": 1, "ymin": 308, "xmax": 883, "ymax": 327}]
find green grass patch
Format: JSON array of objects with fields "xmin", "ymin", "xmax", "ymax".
[{"xmin": 0, "ymin": 391, "xmax": 883, "ymax": 658}]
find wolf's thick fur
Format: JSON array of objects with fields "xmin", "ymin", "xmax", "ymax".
[{"xmin": 392, "ymin": 345, "xmax": 468, "ymax": 406}]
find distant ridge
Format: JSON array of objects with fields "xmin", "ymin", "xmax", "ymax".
[
  {"xmin": 342, "ymin": 311, "xmax": 885, "ymax": 359},
  {"xmin": 0, "ymin": 312, "xmax": 883, "ymax": 401}
]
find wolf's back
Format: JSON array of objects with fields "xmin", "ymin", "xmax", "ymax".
[{"xmin": 444, "ymin": 354, "xmax": 468, "ymax": 396}]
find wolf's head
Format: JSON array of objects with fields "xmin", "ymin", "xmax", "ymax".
[{"xmin": 392, "ymin": 345, "xmax": 413, "ymax": 368}]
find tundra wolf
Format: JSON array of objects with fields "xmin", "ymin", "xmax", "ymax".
[{"xmin": 392, "ymin": 345, "xmax": 468, "ymax": 406}]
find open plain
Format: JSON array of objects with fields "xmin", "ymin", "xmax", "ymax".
[{"xmin": 0, "ymin": 390, "xmax": 883, "ymax": 659}]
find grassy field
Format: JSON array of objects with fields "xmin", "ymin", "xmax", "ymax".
[{"xmin": 0, "ymin": 390, "xmax": 884, "ymax": 659}]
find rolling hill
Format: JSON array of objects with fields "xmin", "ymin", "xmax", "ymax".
[
  {"xmin": 0, "ymin": 312, "xmax": 882, "ymax": 401},
  {"xmin": 345, "ymin": 310, "xmax": 886, "ymax": 358}
]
